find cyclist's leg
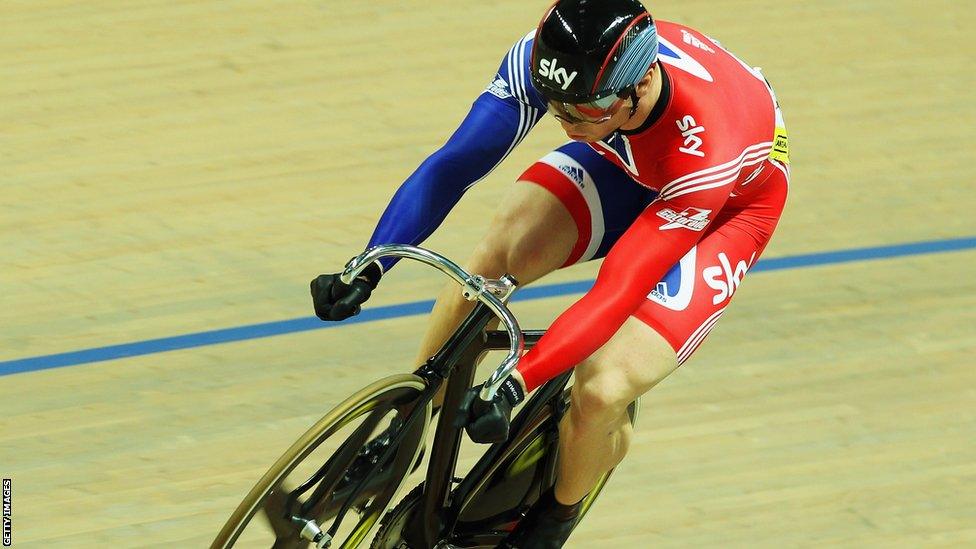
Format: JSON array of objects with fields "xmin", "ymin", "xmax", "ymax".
[
  {"xmin": 555, "ymin": 317, "xmax": 676, "ymax": 504},
  {"xmin": 413, "ymin": 184, "xmax": 574, "ymax": 365},
  {"xmin": 414, "ymin": 141, "xmax": 655, "ymax": 365},
  {"xmin": 555, "ymin": 161, "xmax": 791, "ymax": 504}
]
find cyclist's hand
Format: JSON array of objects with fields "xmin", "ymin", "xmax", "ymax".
[
  {"xmin": 456, "ymin": 375, "xmax": 526, "ymax": 444},
  {"xmin": 310, "ymin": 261, "xmax": 382, "ymax": 321}
]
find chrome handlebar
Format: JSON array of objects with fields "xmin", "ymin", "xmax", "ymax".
[{"xmin": 341, "ymin": 244, "xmax": 523, "ymax": 401}]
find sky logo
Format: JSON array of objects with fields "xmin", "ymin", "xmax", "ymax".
[
  {"xmin": 703, "ymin": 251, "xmax": 756, "ymax": 305},
  {"xmin": 537, "ymin": 58, "xmax": 579, "ymax": 91}
]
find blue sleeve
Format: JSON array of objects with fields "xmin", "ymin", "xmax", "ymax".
[{"xmin": 365, "ymin": 31, "xmax": 547, "ymax": 272}]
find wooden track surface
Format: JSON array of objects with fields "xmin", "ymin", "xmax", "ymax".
[{"xmin": 2, "ymin": 1, "xmax": 974, "ymax": 547}]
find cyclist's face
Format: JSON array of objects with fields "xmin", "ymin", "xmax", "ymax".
[
  {"xmin": 554, "ymin": 100, "xmax": 631, "ymax": 142},
  {"xmin": 551, "ymin": 67, "xmax": 657, "ymax": 143}
]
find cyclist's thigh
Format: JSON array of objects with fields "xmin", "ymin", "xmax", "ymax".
[
  {"xmin": 633, "ymin": 163, "xmax": 790, "ymax": 365},
  {"xmin": 518, "ymin": 141, "xmax": 658, "ymax": 268},
  {"xmin": 476, "ymin": 179, "xmax": 578, "ymax": 284}
]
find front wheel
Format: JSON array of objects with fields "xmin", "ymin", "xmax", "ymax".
[{"xmin": 212, "ymin": 374, "xmax": 431, "ymax": 549}]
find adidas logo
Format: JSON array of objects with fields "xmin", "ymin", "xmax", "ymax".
[
  {"xmin": 681, "ymin": 29, "xmax": 715, "ymax": 53},
  {"xmin": 486, "ymin": 74, "xmax": 512, "ymax": 99},
  {"xmin": 559, "ymin": 165, "xmax": 585, "ymax": 187}
]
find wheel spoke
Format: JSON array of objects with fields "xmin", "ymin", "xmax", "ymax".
[
  {"xmin": 209, "ymin": 376, "xmax": 428, "ymax": 549},
  {"xmin": 299, "ymin": 406, "xmax": 389, "ymax": 519},
  {"xmin": 260, "ymin": 483, "xmax": 304, "ymax": 542},
  {"xmin": 291, "ymin": 436, "xmax": 354, "ymax": 502},
  {"xmin": 329, "ymin": 406, "xmax": 427, "ymax": 543}
]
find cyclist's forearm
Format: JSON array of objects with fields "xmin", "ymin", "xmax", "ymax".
[{"xmin": 366, "ymin": 155, "xmax": 469, "ymax": 271}]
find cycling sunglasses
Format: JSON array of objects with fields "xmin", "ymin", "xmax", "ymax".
[{"xmin": 546, "ymin": 88, "xmax": 637, "ymax": 125}]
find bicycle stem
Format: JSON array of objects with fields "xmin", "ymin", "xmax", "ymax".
[{"xmin": 340, "ymin": 244, "xmax": 525, "ymax": 401}]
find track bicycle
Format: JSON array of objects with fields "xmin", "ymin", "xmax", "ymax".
[{"xmin": 211, "ymin": 244, "xmax": 639, "ymax": 548}]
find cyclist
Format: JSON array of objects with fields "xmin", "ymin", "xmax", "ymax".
[{"xmin": 312, "ymin": 0, "xmax": 790, "ymax": 547}]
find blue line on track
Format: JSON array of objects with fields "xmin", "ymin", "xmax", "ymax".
[{"xmin": 2, "ymin": 236, "xmax": 974, "ymax": 377}]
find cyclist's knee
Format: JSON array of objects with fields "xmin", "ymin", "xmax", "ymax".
[
  {"xmin": 503, "ymin": 231, "xmax": 558, "ymax": 281},
  {"xmin": 581, "ymin": 318, "xmax": 677, "ymax": 392},
  {"xmin": 570, "ymin": 325, "xmax": 677, "ymax": 423},
  {"xmin": 569, "ymin": 370, "xmax": 634, "ymax": 424}
]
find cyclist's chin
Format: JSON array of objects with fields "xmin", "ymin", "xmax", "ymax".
[
  {"xmin": 565, "ymin": 131, "xmax": 600, "ymax": 143},
  {"xmin": 564, "ymin": 123, "xmax": 620, "ymax": 143}
]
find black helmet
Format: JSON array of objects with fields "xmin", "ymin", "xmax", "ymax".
[{"xmin": 531, "ymin": 0, "xmax": 659, "ymax": 105}]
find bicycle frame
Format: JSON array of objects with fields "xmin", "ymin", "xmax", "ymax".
[
  {"xmin": 217, "ymin": 245, "xmax": 620, "ymax": 548},
  {"xmin": 398, "ymin": 302, "xmax": 568, "ymax": 548},
  {"xmin": 318, "ymin": 245, "xmax": 574, "ymax": 546},
  {"xmin": 309, "ymin": 303, "xmax": 570, "ymax": 548}
]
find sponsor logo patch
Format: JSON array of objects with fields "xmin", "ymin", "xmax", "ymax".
[
  {"xmin": 703, "ymin": 251, "xmax": 757, "ymax": 305},
  {"xmin": 537, "ymin": 58, "xmax": 578, "ymax": 91},
  {"xmin": 558, "ymin": 164, "xmax": 585, "ymax": 188},
  {"xmin": 681, "ymin": 29, "xmax": 715, "ymax": 53},
  {"xmin": 657, "ymin": 207, "xmax": 711, "ymax": 231},
  {"xmin": 486, "ymin": 74, "xmax": 512, "ymax": 100},
  {"xmin": 676, "ymin": 115, "xmax": 706, "ymax": 157},
  {"xmin": 770, "ymin": 126, "xmax": 790, "ymax": 164}
]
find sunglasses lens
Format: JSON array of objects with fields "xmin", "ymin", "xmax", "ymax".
[
  {"xmin": 589, "ymin": 94, "xmax": 624, "ymax": 109},
  {"xmin": 547, "ymin": 93, "xmax": 627, "ymax": 124}
]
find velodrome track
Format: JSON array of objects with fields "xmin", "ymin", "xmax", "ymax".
[
  {"xmin": 2, "ymin": 237, "xmax": 975, "ymax": 377},
  {"xmin": 3, "ymin": 0, "xmax": 974, "ymax": 547}
]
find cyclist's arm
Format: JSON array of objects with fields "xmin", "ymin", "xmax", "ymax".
[
  {"xmin": 365, "ymin": 32, "xmax": 545, "ymax": 272},
  {"xmin": 515, "ymin": 159, "xmax": 739, "ymax": 392}
]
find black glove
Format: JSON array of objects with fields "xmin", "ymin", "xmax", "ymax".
[
  {"xmin": 456, "ymin": 376, "xmax": 526, "ymax": 444},
  {"xmin": 310, "ymin": 261, "xmax": 382, "ymax": 321}
]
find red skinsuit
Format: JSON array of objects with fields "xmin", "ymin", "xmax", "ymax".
[{"xmin": 516, "ymin": 21, "xmax": 788, "ymax": 391}]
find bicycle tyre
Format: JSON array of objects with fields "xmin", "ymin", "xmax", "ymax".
[{"xmin": 212, "ymin": 374, "xmax": 431, "ymax": 549}]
